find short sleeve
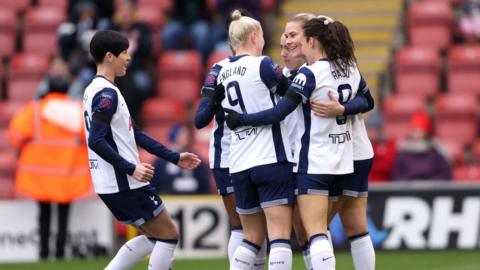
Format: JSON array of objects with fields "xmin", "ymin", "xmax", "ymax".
[
  {"xmin": 259, "ymin": 56, "xmax": 283, "ymax": 93},
  {"xmin": 91, "ymin": 88, "xmax": 118, "ymax": 123},
  {"xmin": 289, "ymin": 67, "xmax": 316, "ymax": 103},
  {"xmin": 201, "ymin": 64, "xmax": 222, "ymax": 93}
]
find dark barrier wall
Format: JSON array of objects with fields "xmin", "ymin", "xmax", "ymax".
[{"xmin": 330, "ymin": 182, "xmax": 480, "ymax": 250}]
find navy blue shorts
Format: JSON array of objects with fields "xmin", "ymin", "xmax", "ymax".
[
  {"xmin": 329, "ymin": 158, "xmax": 373, "ymax": 200},
  {"xmin": 98, "ymin": 185, "xmax": 165, "ymax": 227},
  {"xmin": 231, "ymin": 162, "xmax": 295, "ymax": 214},
  {"xmin": 296, "ymin": 173, "xmax": 345, "ymax": 196},
  {"xmin": 212, "ymin": 168, "xmax": 234, "ymax": 196}
]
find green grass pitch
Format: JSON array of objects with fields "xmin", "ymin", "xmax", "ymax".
[{"xmin": 1, "ymin": 251, "xmax": 479, "ymax": 270}]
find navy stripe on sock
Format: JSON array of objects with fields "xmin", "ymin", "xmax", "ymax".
[
  {"xmin": 147, "ymin": 237, "xmax": 178, "ymax": 245},
  {"xmin": 270, "ymin": 239, "xmax": 291, "ymax": 249},
  {"xmin": 348, "ymin": 232, "xmax": 369, "ymax": 242},
  {"xmin": 242, "ymin": 239, "xmax": 261, "ymax": 253},
  {"xmin": 309, "ymin": 233, "xmax": 328, "ymax": 243},
  {"xmin": 231, "ymin": 226, "xmax": 243, "ymax": 231}
]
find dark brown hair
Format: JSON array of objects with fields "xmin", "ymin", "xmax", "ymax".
[{"xmin": 303, "ymin": 17, "xmax": 356, "ymax": 76}]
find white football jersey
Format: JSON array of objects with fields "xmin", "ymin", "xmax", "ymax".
[
  {"xmin": 204, "ymin": 58, "xmax": 232, "ymax": 169},
  {"xmin": 291, "ymin": 60, "xmax": 360, "ymax": 174},
  {"xmin": 351, "ymin": 114, "xmax": 374, "ymax": 161},
  {"xmin": 219, "ymin": 55, "xmax": 293, "ymax": 173},
  {"xmin": 281, "ymin": 67, "xmax": 299, "ymax": 155},
  {"xmin": 83, "ymin": 76, "xmax": 145, "ymax": 194}
]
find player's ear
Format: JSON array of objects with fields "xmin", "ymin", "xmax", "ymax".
[
  {"xmin": 105, "ymin": 52, "xmax": 114, "ymax": 63},
  {"xmin": 251, "ymin": 30, "xmax": 258, "ymax": 45}
]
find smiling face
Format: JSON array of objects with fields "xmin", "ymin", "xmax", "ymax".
[
  {"xmin": 280, "ymin": 34, "xmax": 305, "ymax": 70},
  {"xmin": 284, "ymin": 21, "xmax": 305, "ymax": 53}
]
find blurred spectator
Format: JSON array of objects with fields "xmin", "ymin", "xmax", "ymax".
[
  {"xmin": 67, "ymin": 0, "xmax": 114, "ymax": 21},
  {"xmin": 58, "ymin": 0, "xmax": 112, "ymax": 93},
  {"xmin": 457, "ymin": 0, "xmax": 480, "ymax": 42},
  {"xmin": 7, "ymin": 73, "xmax": 91, "ymax": 260},
  {"xmin": 392, "ymin": 111, "xmax": 452, "ymax": 181},
  {"xmin": 36, "ymin": 56, "xmax": 86, "ymax": 100},
  {"xmin": 366, "ymin": 110, "xmax": 397, "ymax": 182},
  {"xmin": 160, "ymin": 0, "xmax": 213, "ymax": 62},
  {"xmin": 111, "ymin": 0, "xmax": 153, "ymax": 124},
  {"xmin": 150, "ymin": 124, "xmax": 210, "ymax": 194}
]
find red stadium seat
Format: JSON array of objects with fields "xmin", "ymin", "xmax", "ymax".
[
  {"xmin": 434, "ymin": 93, "xmax": 478, "ymax": 144},
  {"xmin": 156, "ymin": 78, "xmax": 200, "ymax": 103},
  {"xmin": 0, "ymin": 9, "xmax": 18, "ymax": 34},
  {"xmin": 206, "ymin": 50, "xmax": 231, "ymax": 69},
  {"xmin": 23, "ymin": 32, "xmax": 58, "ymax": 55},
  {"xmin": 1, "ymin": 0, "xmax": 30, "ymax": 13},
  {"xmin": 453, "ymin": 165, "xmax": 480, "ymax": 181},
  {"xmin": 143, "ymin": 124, "xmax": 172, "ymax": 145},
  {"xmin": 0, "ymin": 33, "xmax": 15, "ymax": 59},
  {"xmin": 0, "ymin": 100, "xmax": 26, "ymax": 126},
  {"xmin": 7, "ymin": 79, "xmax": 42, "ymax": 101},
  {"xmin": 438, "ymin": 139, "xmax": 465, "ymax": 165},
  {"xmin": 394, "ymin": 46, "xmax": 441, "ymax": 97},
  {"xmin": 0, "ymin": 145, "xmax": 16, "ymax": 199},
  {"xmin": 0, "ymin": 176, "xmax": 16, "ymax": 199},
  {"xmin": 24, "ymin": 7, "xmax": 66, "ymax": 33},
  {"xmin": 157, "ymin": 50, "xmax": 202, "ymax": 81},
  {"xmin": 138, "ymin": 148, "xmax": 156, "ymax": 164},
  {"xmin": 408, "ymin": 1, "xmax": 452, "ymax": 50},
  {"xmin": 141, "ymin": 98, "xmax": 187, "ymax": 125},
  {"xmin": 137, "ymin": 5, "xmax": 166, "ymax": 33},
  {"xmin": 472, "ymin": 139, "xmax": 480, "ymax": 161},
  {"xmin": 383, "ymin": 94, "xmax": 428, "ymax": 139},
  {"xmin": 447, "ymin": 45, "xmax": 480, "ymax": 95},
  {"xmin": 9, "ymin": 53, "xmax": 50, "ymax": 80},
  {"xmin": 39, "ymin": 0, "xmax": 68, "ymax": 9}
]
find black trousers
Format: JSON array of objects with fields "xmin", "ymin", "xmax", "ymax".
[{"xmin": 38, "ymin": 202, "xmax": 70, "ymax": 259}]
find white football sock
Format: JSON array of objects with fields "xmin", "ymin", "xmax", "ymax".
[
  {"xmin": 310, "ymin": 234, "xmax": 335, "ymax": 270},
  {"xmin": 230, "ymin": 240, "xmax": 260, "ymax": 270},
  {"xmin": 350, "ymin": 233, "xmax": 375, "ymax": 270},
  {"xmin": 301, "ymin": 244, "xmax": 313, "ymax": 270},
  {"xmin": 268, "ymin": 239, "xmax": 292, "ymax": 270},
  {"xmin": 229, "ymin": 229, "xmax": 244, "ymax": 263},
  {"xmin": 104, "ymin": 235, "xmax": 154, "ymax": 270},
  {"xmin": 147, "ymin": 239, "xmax": 177, "ymax": 270},
  {"xmin": 327, "ymin": 229, "xmax": 333, "ymax": 250},
  {"xmin": 253, "ymin": 239, "xmax": 267, "ymax": 270}
]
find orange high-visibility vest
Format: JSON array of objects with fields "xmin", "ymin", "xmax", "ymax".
[{"xmin": 7, "ymin": 93, "xmax": 91, "ymax": 203}]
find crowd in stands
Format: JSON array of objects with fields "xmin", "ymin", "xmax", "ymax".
[
  {"xmin": 2, "ymin": 0, "xmax": 480, "ymax": 202},
  {"xmin": 367, "ymin": 0, "xmax": 480, "ymax": 182},
  {"xmin": 0, "ymin": 0, "xmax": 279, "ymax": 200}
]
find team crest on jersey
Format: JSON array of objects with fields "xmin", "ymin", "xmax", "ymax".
[
  {"xmin": 291, "ymin": 73, "xmax": 307, "ymax": 89},
  {"xmin": 99, "ymin": 94, "xmax": 113, "ymax": 110},
  {"xmin": 204, "ymin": 73, "xmax": 217, "ymax": 86}
]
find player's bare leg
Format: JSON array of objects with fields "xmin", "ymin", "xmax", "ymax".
[
  {"xmin": 229, "ymin": 212, "xmax": 266, "ymax": 270},
  {"xmin": 263, "ymin": 204, "xmax": 293, "ymax": 270},
  {"xmin": 104, "ymin": 209, "xmax": 178, "ymax": 270},
  {"xmin": 297, "ymin": 195, "xmax": 334, "ymax": 270},
  {"xmin": 293, "ymin": 205, "xmax": 311, "ymax": 270},
  {"xmin": 337, "ymin": 196, "xmax": 375, "ymax": 270},
  {"xmin": 140, "ymin": 209, "xmax": 178, "ymax": 270}
]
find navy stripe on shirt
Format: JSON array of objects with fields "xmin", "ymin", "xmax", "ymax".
[
  {"xmin": 298, "ymin": 103, "xmax": 312, "ymax": 173},
  {"xmin": 269, "ymin": 92, "xmax": 287, "ymax": 162},
  {"xmin": 259, "ymin": 57, "xmax": 283, "ymax": 92},
  {"xmin": 213, "ymin": 109, "xmax": 225, "ymax": 168}
]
